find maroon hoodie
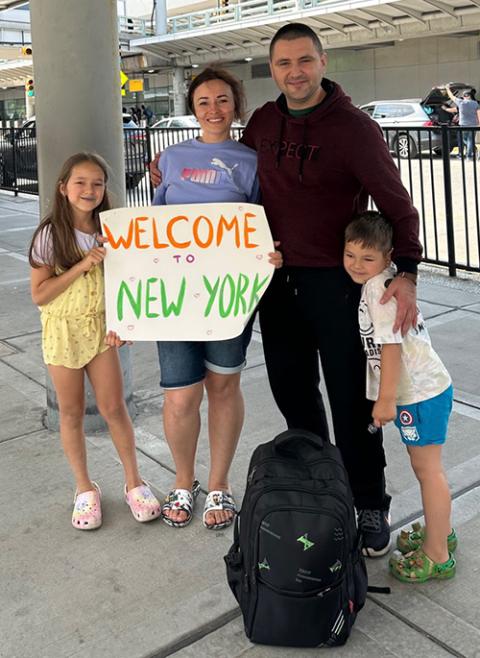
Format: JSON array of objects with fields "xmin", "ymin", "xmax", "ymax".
[{"xmin": 241, "ymin": 79, "xmax": 422, "ymax": 271}]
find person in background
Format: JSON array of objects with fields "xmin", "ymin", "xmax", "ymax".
[
  {"xmin": 443, "ymin": 85, "xmax": 480, "ymax": 159},
  {"xmin": 141, "ymin": 104, "xmax": 154, "ymax": 126}
]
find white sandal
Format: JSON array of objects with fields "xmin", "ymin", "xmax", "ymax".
[
  {"xmin": 203, "ymin": 490, "xmax": 237, "ymax": 530},
  {"xmin": 161, "ymin": 480, "xmax": 201, "ymax": 528}
]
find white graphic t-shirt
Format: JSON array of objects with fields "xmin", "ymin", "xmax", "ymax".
[{"xmin": 359, "ymin": 268, "xmax": 451, "ymax": 405}]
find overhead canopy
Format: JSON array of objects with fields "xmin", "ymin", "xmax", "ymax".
[
  {"xmin": 132, "ymin": 0, "xmax": 480, "ymax": 67},
  {"xmin": 0, "ymin": 0, "xmax": 27, "ymax": 9}
]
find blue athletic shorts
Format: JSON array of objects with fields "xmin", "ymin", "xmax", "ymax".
[
  {"xmin": 394, "ymin": 384, "xmax": 453, "ymax": 446},
  {"xmin": 157, "ymin": 321, "xmax": 253, "ymax": 389}
]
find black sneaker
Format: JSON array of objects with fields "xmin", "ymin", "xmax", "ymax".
[{"xmin": 358, "ymin": 509, "xmax": 391, "ymax": 557}]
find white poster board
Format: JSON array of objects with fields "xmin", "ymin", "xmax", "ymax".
[{"xmin": 100, "ymin": 203, "xmax": 274, "ymax": 341}]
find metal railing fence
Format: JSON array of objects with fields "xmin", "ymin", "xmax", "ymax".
[
  {"xmin": 381, "ymin": 125, "xmax": 480, "ymax": 276},
  {"xmin": 1, "ymin": 124, "xmax": 479, "ymax": 276}
]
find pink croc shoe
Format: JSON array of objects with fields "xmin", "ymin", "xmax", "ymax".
[
  {"xmin": 72, "ymin": 482, "xmax": 102, "ymax": 530},
  {"xmin": 125, "ymin": 481, "xmax": 161, "ymax": 523}
]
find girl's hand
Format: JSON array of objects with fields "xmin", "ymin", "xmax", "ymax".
[
  {"xmin": 372, "ymin": 398, "xmax": 396, "ymax": 428},
  {"xmin": 268, "ymin": 241, "xmax": 283, "ymax": 269},
  {"xmin": 105, "ymin": 330, "xmax": 132, "ymax": 348},
  {"xmin": 79, "ymin": 246, "xmax": 106, "ymax": 273}
]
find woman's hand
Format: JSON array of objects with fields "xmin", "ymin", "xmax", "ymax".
[
  {"xmin": 268, "ymin": 241, "xmax": 283, "ymax": 269},
  {"xmin": 79, "ymin": 246, "xmax": 106, "ymax": 273},
  {"xmin": 105, "ymin": 330, "xmax": 132, "ymax": 348}
]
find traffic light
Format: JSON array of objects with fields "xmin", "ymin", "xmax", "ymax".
[
  {"xmin": 21, "ymin": 46, "xmax": 32, "ymax": 56},
  {"xmin": 25, "ymin": 78, "xmax": 34, "ymax": 97}
]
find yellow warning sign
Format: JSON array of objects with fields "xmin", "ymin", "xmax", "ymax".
[
  {"xmin": 129, "ymin": 79, "xmax": 144, "ymax": 92},
  {"xmin": 120, "ymin": 70, "xmax": 129, "ymax": 96}
]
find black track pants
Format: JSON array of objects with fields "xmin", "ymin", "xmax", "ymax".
[{"xmin": 259, "ymin": 267, "xmax": 391, "ymax": 511}]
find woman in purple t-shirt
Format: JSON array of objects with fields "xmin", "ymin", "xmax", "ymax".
[{"xmin": 151, "ymin": 68, "xmax": 280, "ymax": 533}]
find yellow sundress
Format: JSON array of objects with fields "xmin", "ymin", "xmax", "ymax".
[{"xmin": 40, "ymin": 261, "xmax": 109, "ymax": 369}]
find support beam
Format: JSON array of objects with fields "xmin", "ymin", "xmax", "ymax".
[
  {"xmin": 422, "ymin": 0, "xmax": 457, "ymax": 19},
  {"xmin": 392, "ymin": 3, "xmax": 427, "ymax": 24},
  {"xmin": 172, "ymin": 66, "xmax": 186, "ymax": 115},
  {"xmin": 29, "ymin": 0, "xmax": 134, "ymax": 431},
  {"xmin": 357, "ymin": 9, "xmax": 397, "ymax": 28},
  {"xmin": 336, "ymin": 12, "xmax": 375, "ymax": 32},
  {"xmin": 155, "ymin": 0, "xmax": 167, "ymax": 35}
]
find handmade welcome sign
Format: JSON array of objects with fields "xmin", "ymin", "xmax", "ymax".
[{"xmin": 100, "ymin": 203, "xmax": 274, "ymax": 341}]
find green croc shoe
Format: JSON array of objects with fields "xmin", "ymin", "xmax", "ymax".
[
  {"xmin": 389, "ymin": 548, "xmax": 456, "ymax": 583},
  {"xmin": 396, "ymin": 522, "xmax": 458, "ymax": 554}
]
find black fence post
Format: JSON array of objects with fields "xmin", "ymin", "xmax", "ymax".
[
  {"xmin": 441, "ymin": 126, "xmax": 456, "ymax": 277},
  {"xmin": 145, "ymin": 125, "xmax": 154, "ymax": 203},
  {"xmin": 11, "ymin": 128, "xmax": 18, "ymax": 196}
]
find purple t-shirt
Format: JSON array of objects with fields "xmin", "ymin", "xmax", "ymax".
[{"xmin": 152, "ymin": 138, "xmax": 260, "ymax": 206}]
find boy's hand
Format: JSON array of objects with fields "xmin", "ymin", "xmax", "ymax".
[
  {"xmin": 372, "ymin": 398, "xmax": 396, "ymax": 428},
  {"xmin": 380, "ymin": 276, "xmax": 417, "ymax": 335},
  {"xmin": 149, "ymin": 153, "xmax": 162, "ymax": 188},
  {"xmin": 79, "ymin": 247, "xmax": 106, "ymax": 273},
  {"xmin": 268, "ymin": 241, "xmax": 283, "ymax": 269}
]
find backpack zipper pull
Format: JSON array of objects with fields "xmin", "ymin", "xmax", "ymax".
[{"xmin": 247, "ymin": 466, "xmax": 257, "ymax": 485}]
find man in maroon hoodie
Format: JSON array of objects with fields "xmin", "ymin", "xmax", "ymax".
[{"xmin": 150, "ymin": 23, "xmax": 422, "ymax": 557}]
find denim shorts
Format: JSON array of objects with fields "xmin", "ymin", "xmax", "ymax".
[
  {"xmin": 157, "ymin": 321, "xmax": 253, "ymax": 389},
  {"xmin": 394, "ymin": 384, "xmax": 453, "ymax": 446}
]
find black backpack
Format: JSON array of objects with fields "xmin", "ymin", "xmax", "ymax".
[{"xmin": 224, "ymin": 429, "xmax": 368, "ymax": 648}]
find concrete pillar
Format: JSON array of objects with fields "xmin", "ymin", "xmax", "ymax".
[
  {"xmin": 172, "ymin": 67, "xmax": 186, "ymax": 116},
  {"xmin": 29, "ymin": 0, "xmax": 135, "ymax": 431},
  {"xmin": 155, "ymin": 0, "xmax": 168, "ymax": 36}
]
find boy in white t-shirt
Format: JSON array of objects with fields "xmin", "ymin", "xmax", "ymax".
[{"xmin": 344, "ymin": 211, "xmax": 457, "ymax": 583}]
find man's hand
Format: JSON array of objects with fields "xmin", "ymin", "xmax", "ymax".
[
  {"xmin": 372, "ymin": 397, "xmax": 396, "ymax": 428},
  {"xmin": 149, "ymin": 153, "xmax": 162, "ymax": 188},
  {"xmin": 380, "ymin": 276, "xmax": 417, "ymax": 335}
]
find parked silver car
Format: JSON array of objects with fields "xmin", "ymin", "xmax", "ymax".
[{"xmin": 359, "ymin": 83, "xmax": 470, "ymax": 158}]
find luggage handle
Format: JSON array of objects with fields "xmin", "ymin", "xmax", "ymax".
[{"xmin": 274, "ymin": 429, "xmax": 324, "ymax": 452}]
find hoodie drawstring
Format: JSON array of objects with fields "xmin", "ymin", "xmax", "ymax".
[
  {"xmin": 275, "ymin": 115, "xmax": 285, "ymax": 169},
  {"xmin": 298, "ymin": 119, "xmax": 308, "ymax": 183}
]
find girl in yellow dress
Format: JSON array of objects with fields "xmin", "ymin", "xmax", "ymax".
[{"xmin": 29, "ymin": 152, "xmax": 160, "ymax": 530}]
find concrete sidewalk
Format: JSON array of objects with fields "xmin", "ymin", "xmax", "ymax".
[{"xmin": 1, "ymin": 192, "xmax": 480, "ymax": 658}]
